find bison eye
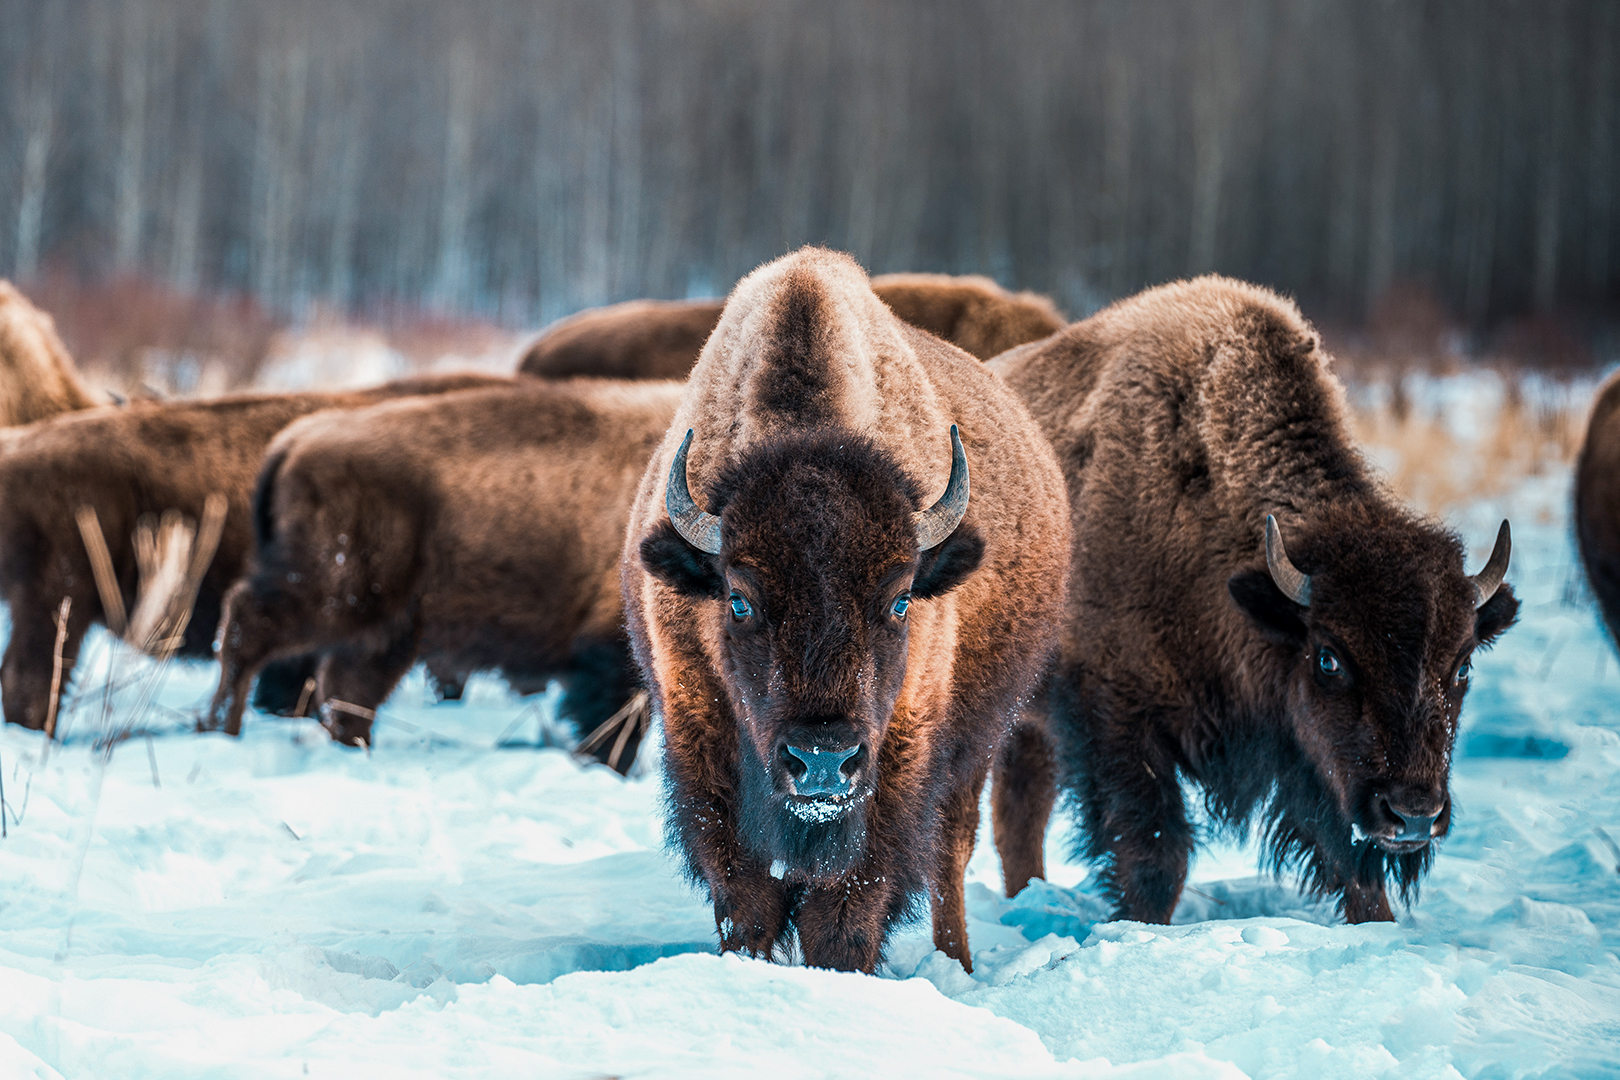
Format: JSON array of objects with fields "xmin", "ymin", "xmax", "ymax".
[
  {"xmin": 1317, "ymin": 647, "xmax": 1343, "ymax": 676},
  {"xmin": 891, "ymin": 594, "xmax": 911, "ymax": 619},
  {"xmin": 1452, "ymin": 659, "xmax": 1472, "ymax": 688},
  {"xmin": 729, "ymin": 592, "xmax": 752, "ymax": 621}
]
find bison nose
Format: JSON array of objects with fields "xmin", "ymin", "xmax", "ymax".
[
  {"xmin": 782, "ymin": 744, "xmax": 861, "ymax": 798},
  {"xmin": 1379, "ymin": 794, "xmax": 1446, "ymax": 842}
]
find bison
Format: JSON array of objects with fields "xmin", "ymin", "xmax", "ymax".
[
  {"xmin": 0, "ymin": 280, "xmax": 100, "ymax": 425},
  {"xmin": 0, "ymin": 372, "xmax": 510, "ymax": 732},
  {"xmin": 517, "ymin": 273, "xmax": 1064, "ymax": 381},
  {"xmin": 1576, "ymin": 368, "xmax": 1620, "ymax": 651},
  {"xmin": 623, "ymin": 248, "xmax": 1070, "ymax": 972},
  {"xmin": 204, "ymin": 378, "xmax": 683, "ymax": 768},
  {"xmin": 987, "ymin": 276, "xmax": 1518, "ymax": 924}
]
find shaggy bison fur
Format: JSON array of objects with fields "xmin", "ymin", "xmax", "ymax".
[
  {"xmin": 205, "ymin": 378, "xmax": 682, "ymax": 768},
  {"xmin": 623, "ymin": 248, "xmax": 1070, "ymax": 972},
  {"xmin": 988, "ymin": 276, "xmax": 1518, "ymax": 924},
  {"xmin": 516, "ymin": 273, "xmax": 1064, "ymax": 380},
  {"xmin": 1576, "ymin": 368, "xmax": 1620, "ymax": 651}
]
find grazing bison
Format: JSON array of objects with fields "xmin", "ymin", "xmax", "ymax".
[
  {"xmin": 988, "ymin": 276, "xmax": 1518, "ymax": 924},
  {"xmin": 0, "ymin": 280, "xmax": 100, "ymax": 425},
  {"xmin": 517, "ymin": 273, "xmax": 1064, "ymax": 380},
  {"xmin": 0, "ymin": 372, "xmax": 510, "ymax": 731},
  {"xmin": 623, "ymin": 248, "xmax": 1070, "ymax": 972},
  {"xmin": 1576, "ymin": 368, "xmax": 1620, "ymax": 650},
  {"xmin": 204, "ymin": 378, "xmax": 683, "ymax": 769}
]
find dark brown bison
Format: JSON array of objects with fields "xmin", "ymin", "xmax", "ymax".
[
  {"xmin": 988, "ymin": 276, "xmax": 1518, "ymax": 924},
  {"xmin": 623, "ymin": 248, "xmax": 1070, "ymax": 972},
  {"xmin": 0, "ymin": 372, "xmax": 511, "ymax": 731},
  {"xmin": 1576, "ymin": 368, "xmax": 1620, "ymax": 650},
  {"xmin": 204, "ymin": 378, "xmax": 682, "ymax": 767},
  {"xmin": 0, "ymin": 280, "xmax": 100, "ymax": 425},
  {"xmin": 516, "ymin": 273, "xmax": 1064, "ymax": 380}
]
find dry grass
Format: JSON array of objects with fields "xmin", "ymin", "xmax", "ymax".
[{"xmin": 1344, "ymin": 366, "xmax": 1596, "ymax": 517}]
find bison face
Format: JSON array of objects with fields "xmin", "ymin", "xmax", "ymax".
[
  {"xmin": 642, "ymin": 430, "xmax": 984, "ymax": 881},
  {"xmin": 1228, "ymin": 515, "xmax": 1518, "ymax": 865}
]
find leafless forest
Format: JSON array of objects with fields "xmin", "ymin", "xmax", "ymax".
[{"xmin": 2, "ymin": 0, "xmax": 1616, "ymax": 335}]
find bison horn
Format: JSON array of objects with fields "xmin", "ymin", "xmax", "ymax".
[
  {"xmin": 1467, "ymin": 520, "xmax": 1511, "ymax": 608},
  {"xmin": 666, "ymin": 429, "xmax": 723, "ymax": 555},
  {"xmin": 1265, "ymin": 514, "xmax": 1313, "ymax": 607},
  {"xmin": 914, "ymin": 425, "xmax": 971, "ymax": 551}
]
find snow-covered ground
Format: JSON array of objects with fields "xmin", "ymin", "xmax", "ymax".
[{"xmin": 1, "ymin": 428, "xmax": 1617, "ymax": 1076}]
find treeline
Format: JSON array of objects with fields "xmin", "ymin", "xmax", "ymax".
[{"xmin": 2, "ymin": 0, "xmax": 1616, "ymax": 327}]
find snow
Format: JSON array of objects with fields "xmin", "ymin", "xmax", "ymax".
[{"xmin": 1, "ymin": 437, "xmax": 1618, "ymax": 1076}]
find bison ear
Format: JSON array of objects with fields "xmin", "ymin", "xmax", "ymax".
[
  {"xmin": 1474, "ymin": 584, "xmax": 1519, "ymax": 647},
  {"xmin": 913, "ymin": 523, "xmax": 985, "ymax": 600},
  {"xmin": 1228, "ymin": 568, "xmax": 1307, "ymax": 644},
  {"xmin": 641, "ymin": 521, "xmax": 725, "ymax": 599}
]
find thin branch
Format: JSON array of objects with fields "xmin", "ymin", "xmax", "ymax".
[
  {"xmin": 43, "ymin": 596, "xmax": 71, "ymax": 741},
  {"xmin": 74, "ymin": 506, "xmax": 126, "ymax": 638}
]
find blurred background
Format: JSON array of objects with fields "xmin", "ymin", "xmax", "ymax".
[{"xmin": 1, "ymin": 1, "xmax": 1616, "ymax": 426}]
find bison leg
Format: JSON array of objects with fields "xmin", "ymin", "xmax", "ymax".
[
  {"xmin": 711, "ymin": 859, "xmax": 796, "ymax": 961},
  {"xmin": 206, "ymin": 579, "xmax": 310, "ymax": 736},
  {"xmin": 314, "ymin": 614, "xmax": 423, "ymax": 746},
  {"xmin": 992, "ymin": 714, "xmax": 1057, "ymax": 898},
  {"xmin": 1079, "ymin": 727, "xmax": 1194, "ymax": 923},
  {"xmin": 1340, "ymin": 878, "xmax": 1394, "ymax": 923},
  {"xmin": 795, "ymin": 872, "xmax": 899, "ymax": 973},
  {"xmin": 926, "ymin": 764, "xmax": 991, "ymax": 972},
  {"xmin": 1, "ymin": 592, "xmax": 94, "ymax": 731}
]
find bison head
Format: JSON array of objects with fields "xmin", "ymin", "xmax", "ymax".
[
  {"xmin": 641, "ymin": 427, "xmax": 985, "ymax": 882},
  {"xmin": 1226, "ymin": 511, "xmax": 1517, "ymax": 881}
]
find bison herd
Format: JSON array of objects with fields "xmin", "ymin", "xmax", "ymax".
[{"xmin": 3, "ymin": 246, "xmax": 1617, "ymax": 974}]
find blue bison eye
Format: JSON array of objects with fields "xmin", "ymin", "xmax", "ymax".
[
  {"xmin": 892, "ymin": 594, "xmax": 911, "ymax": 619},
  {"xmin": 1317, "ymin": 647, "xmax": 1342, "ymax": 676},
  {"xmin": 729, "ymin": 593, "xmax": 752, "ymax": 621},
  {"xmin": 1453, "ymin": 659, "xmax": 1471, "ymax": 687}
]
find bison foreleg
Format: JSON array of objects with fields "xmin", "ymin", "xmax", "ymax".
[
  {"xmin": 206, "ymin": 579, "xmax": 307, "ymax": 736},
  {"xmin": 314, "ymin": 614, "xmax": 423, "ymax": 746},
  {"xmin": 1339, "ymin": 876, "xmax": 1394, "ymax": 923},
  {"xmin": 992, "ymin": 713, "xmax": 1057, "ymax": 898},
  {"xmin": 795, "ymin": 871, "xmax": 898, "ymax": 974},
  {"xmin": 710, "ymin": 857, "xmax": 794, "ymax": 960},
  {"xmin": 1082, "ymin": 732, "xmax": 1194, "ymax": 923},
  {"xmin": 928, "ymin": 763, "xmax": 991, "ymax": 972}
]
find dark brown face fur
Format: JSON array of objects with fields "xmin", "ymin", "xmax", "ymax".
[
  {"xmin": 641, "ymin": 433, "xmax": 984, "ymax": 882},
  {"xmin": 1228, "ymin": 509, "xmax": 1519, "ymax": 873}
]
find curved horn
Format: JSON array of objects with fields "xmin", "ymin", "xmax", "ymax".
[
  {"xmin": 913, "ymin": 425, "xmax": 970, "ymax": 551},
  {"xmin": 1265, "ymin": 514, "xmax": 1313, "ymax": 607},
  {"xmin": 665, "ymin": 429, "xmax": 723, "ymax": 554},
  {"xmin": 1467, "ymin": 520, "xmax": 1511, "ymax": 609}
]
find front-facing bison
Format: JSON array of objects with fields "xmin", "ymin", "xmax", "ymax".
[
  {"xmin": 624, "ymin": 248, "xmax": 1070, "ymax": 972},
  {"xmin": 989, "ymin": 276, "xmax": 1518, "ymax": 924}
]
